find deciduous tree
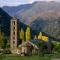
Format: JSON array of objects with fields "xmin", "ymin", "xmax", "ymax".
[
  {"xmin": 20, "ymin": 28, "xmax": 24, "ymax": 42},
  {"xmin": 26, "ymin": 27, "xmax": 30, "ymax": 42}
]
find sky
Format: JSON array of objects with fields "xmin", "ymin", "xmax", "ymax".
[{"xmin": 0, "ymin": 0, "xmax": 60, "ymax": 7}]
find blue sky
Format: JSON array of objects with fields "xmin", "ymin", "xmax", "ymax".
[{"xmin": 0, "ymin": 0, "xmax": 59, "ymax": 7}]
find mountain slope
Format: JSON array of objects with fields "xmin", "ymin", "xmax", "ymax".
[
  {"xmin": 16, "ymin": 1, "xmax": 60, "ymax": 24},
  {"xmin": 0, "ymin": 8, "xmax": 37, "ymax": 38},
  {"xmin": 0, "ymin": 8, "xmax": 11, "ymax": 36},
  {"xmin": 2, "ymin": 1, "xmax": 60, "ymax": 24},
  {"xmin": 2, "ymin": 4, "xmax": 32, "ymax": 16},
  {"xmin": 31, "ymin": 17, "xmax": 60, "ymax": 39},
  {"xmin": 2, "ymin": 1, "xmax": 60, "ymax": 39}
]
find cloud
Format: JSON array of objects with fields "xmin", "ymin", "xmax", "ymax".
[
  {"xmin": 0, "ymin": 0, "xmax": 34, "ymax": 7},
  {"xmin": 0, "ymin": 0, "xmax": 59, "ymax": 7}
]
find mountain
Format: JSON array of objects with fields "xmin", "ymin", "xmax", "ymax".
[
  {"xmin": 0, "ymin": 8, "xmax": 11, "ymax": 36},
  {"xmin": 2, "ymin": 1, "xmax": 60, "ymax": 39},
  {"xmin": 31, "ymin": 17, "xmax": 60, "ymax": 39},
  {"xmin": 2, "ymin": 1, "xmax": 60, "ymax": 24},
  {"xmin": 0, "ymin": 8, "xmax": 36, "ymax": 38},
  {"xmin": 2, "ymin": 4, "xmax": 32, "ymax": 16}
]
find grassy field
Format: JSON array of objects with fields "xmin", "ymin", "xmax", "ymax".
[
  {"xmin": 0, "ymin": 54, "xmax": 52, "ymax": 60},
  {"xmin": 0, "ymin": 54, "xmax": 60, "ymax": 60}
]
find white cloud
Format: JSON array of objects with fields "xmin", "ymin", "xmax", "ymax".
[{"xmin": 0, "ymin": 0, "xmax": 60, "ymax": 7}]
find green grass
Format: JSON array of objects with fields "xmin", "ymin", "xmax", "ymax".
[
  {"xmin": 0, "ymin": 54, "xmax": 60, "ymax": 60},
  {"xmin": 4, "ymin": 56, "xmax": 50, "ymax": 60},
  {"xmin": 0, "ymin": 54, "xmax": 51, "ymax": 60}
]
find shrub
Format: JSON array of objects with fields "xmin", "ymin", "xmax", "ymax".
[{"xmin": 3, "ymin": 49, "xmax": 11, "ymax": 54}]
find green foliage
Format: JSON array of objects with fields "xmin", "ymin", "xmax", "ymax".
[
  {"xmin": 52, "ymin": 41, "xmax": 60, "ymax": 53},
  {"xmin": 0, "ymin": 31, "xmax": 8, "ymax": 49},
  {"xmin": 3, "ymin": 37, "xmax": 9, "ymax": 49},
  {"xmin": 3, "ymin": 49, "xmax": 11, "ymax": 54}
]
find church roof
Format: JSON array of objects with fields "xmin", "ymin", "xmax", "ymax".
[{"xmin": 18, "ymin": 41, "xmax": 39, "ymax": 49}]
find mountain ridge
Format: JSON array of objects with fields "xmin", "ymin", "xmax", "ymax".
[{"xmin": 1, "ymin": 1, "xmax": 60, "ymax": 39}]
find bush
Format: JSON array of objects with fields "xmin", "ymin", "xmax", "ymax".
[
  {"xmin": 0, "ymin": 49, "xmax": 4, "ymax": 54},
  {"xmin": 3, "ymin": 49, "xmax": 11, "ymax": 54},
  {"xmin": 52, "ymin": 41, "xmax": 60, "ymax": 53}
]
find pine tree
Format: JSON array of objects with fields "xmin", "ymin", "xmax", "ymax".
[{"xmin": 26, "ymin": 27, "xmax": 30, "ymax": 42}]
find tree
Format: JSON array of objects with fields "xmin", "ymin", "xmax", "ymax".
[
  {"xmin": 0, "ymin": 32, "xmax": 4, "ymax": 48},
  {"xmin": 3, "ymin": 36, "xmax": 8, "ymax": 49},
  {"xmin": 38, "ymin": 32, "xmax": 42, "ymax": 40},
  {"xmin": 52, "ymin": 41, "xmax": 60, "ymax": 53},
  {"xmin": 41, "ymin": 36, "xmax": 48, "ymax": 42},
  {"xmin": 20, "ymin": 28, "xmax": 24, "ymax": 42},
  {"xmin": 26, "ymin": 27, "xmax": 30, "ymax": 42},
  {"xmin": 38, "ymin": 32, "xmax": 48, "ymax": 42}
]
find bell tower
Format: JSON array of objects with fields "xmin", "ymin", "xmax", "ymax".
[{"xmin": 10, "ymin": 17, "xmax": 18, "ymax": 53}]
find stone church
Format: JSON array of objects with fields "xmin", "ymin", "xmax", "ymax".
[{"xmin": 10, "ymin": 17, "xmax": 39, "ymax": 55}]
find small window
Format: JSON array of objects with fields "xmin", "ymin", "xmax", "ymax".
[
  {"xmin": 13, "ymin": 37, "xmax": 15, "ymax": 40},
  {"xmin": 13, "ymin": 27, "xmax": 15, "ymax": 30},
  {"xmin": 13, "ymin": 21, "xmax": 15, "ymax": 25},
  {"xmin": 13, "ymin": 32, "xmax": 15, "ymax": 35},
  {"xmin": 13, "ymin": 41, "xmax": 15, "ymax": 44}
]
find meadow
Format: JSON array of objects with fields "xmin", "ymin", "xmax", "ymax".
[{"xmin": 0, "ymin": 54, "xmax": 60, "ymax": 60}]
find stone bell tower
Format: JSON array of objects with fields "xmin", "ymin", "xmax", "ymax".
[{"xmin": 10, "ymin": 17, "xmax": 18, "ymax": 53}]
